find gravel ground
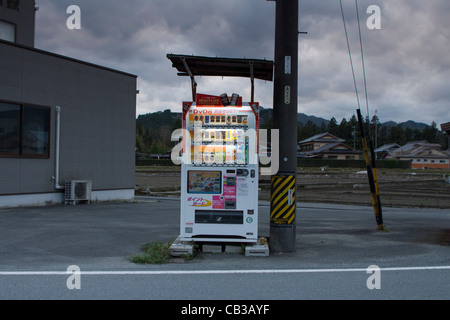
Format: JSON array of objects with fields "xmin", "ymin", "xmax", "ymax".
[{"xmin": 135, "ymin": 167, "xmax": 450, "ymax": 209}]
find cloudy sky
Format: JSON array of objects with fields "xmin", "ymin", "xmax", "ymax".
[{"xmin": 34, "ymin": 0, "xmax": 449, "ymax": 127}]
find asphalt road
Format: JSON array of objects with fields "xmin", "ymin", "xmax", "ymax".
[
  {"xmin": 0, "ymin": 198, "xmax": 449, "ymax": 301},
  {"xmin": 1, "ymin": 267, "xmax": 449, "ymax": 300}
]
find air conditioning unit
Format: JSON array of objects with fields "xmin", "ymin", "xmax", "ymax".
[{"xmin": 65, "ymin": 180, "xmax": 92, "ymax": 205}]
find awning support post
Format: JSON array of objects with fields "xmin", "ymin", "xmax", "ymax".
[{"xmin": 181, "ymin": 57, "xmax": 197, "ymax": 101}]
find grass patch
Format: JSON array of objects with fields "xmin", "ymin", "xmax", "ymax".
[
  {"xmin": 130, "ymin": 241, "xmax": 172, "ymax": 264},
  {"xmin": 130, "ymin": 240, "xmax": 200, "ymax": 264}
]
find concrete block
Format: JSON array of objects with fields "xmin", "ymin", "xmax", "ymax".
[
  {"xmin": 224, "ymin": 244, "xmax": 243, "ymax": 253},
  {"xmin": 245, "ymin": 243, "xmax": 269, "ymax": 257},
  {"xmin": 202, "ymin": 244, "xmax": 223, "ymax": 253},
  {"xmin": 169, "ymin": 237, "xmax": 194, "ymax": 257}
]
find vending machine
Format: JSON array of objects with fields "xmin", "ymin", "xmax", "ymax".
[{"xmin": 179, "ymin": 93, "xmax": 260, "ymax": 243}]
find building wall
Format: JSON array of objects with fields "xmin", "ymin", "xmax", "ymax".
[
  {"xmin": 410, "ymin": 158, "xmax": 450, "ymax": 169},
  {"xmin": 0, "ymin": 41, "xmax": 137, "ymax": 203},
  {"xmin": 0, "ymin": 0, "xmax": 36, "ymax": 47},
  {"xmin": 323, "ymin": 154, "xmax": 355, "ymax": 160}
]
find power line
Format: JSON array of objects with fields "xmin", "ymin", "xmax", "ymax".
[
  {"xmin": 340, "ymin": 0, "xmax": 374, "ymax": 136},
  {"xmin": 339, "ymin": 0, "xmax": 361, "ymax": 111},
  {"xmin": 355, "ymin": 0, "xmax": 371, "ymax": 137}
]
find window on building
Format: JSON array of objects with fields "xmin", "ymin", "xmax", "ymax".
[
  {"xmin": 7, "ymin": 0, "xmax": 20, "ymax": 11},
  {"xmin": 0, "ymin": 102, "xmax": 21, "ymax": 155},
  {"xmin": 22, "ymin": 106, "xmax": 50, "ymax": 156},
  {"xmin": 0, "ymin": 20, "xmax": 16, "ymax": 42},
  {"xmin": 0, "ymin": 102, "xmax": 50, "ymax": 158}
]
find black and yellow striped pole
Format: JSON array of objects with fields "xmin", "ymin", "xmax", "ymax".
[
  {"xmin": 269, "ymin": 0, "xmax": 298, "ymax": 252},
  {"xmin": 271, "ymin": 174, "xmax": 296, "ymax": 225},
  {"xmin": 270, "ymin": 174, "xmax": 297, "ymax": 253},
  {"xmin": 356, "ymin": 109, "xmax": 383, "ymax": 230}
]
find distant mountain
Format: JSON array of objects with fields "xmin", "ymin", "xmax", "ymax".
[
  {"xmin": 381, "ymin": 121, "xmax": 397, "ymax": 127},
  {"xmin": 137, "ymin": 109, "xmax": 181, "ymax": 131},
  {"xmin": 259, "ymin": 107, "xmax": 329, "ymax": 127},
  {"xmin": 297, "ymin": 113, "xmax": 329, "ymax": 127},
  {"xmin": 137, "ymin": 109, "xmax": 430, "ymax": 132},
  {"xmin": 382, "ymin": 120, "xmax": 429, "ymax": 131}
]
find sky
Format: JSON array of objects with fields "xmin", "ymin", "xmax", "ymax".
[{"xmin": 34, "ymin": 0, "xmax": 450, "ymax": 127}]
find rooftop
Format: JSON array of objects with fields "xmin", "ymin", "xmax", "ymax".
[
  {"xmin": 299, "ymin": 132, "xmax": 344, "ymax": 144},
  {"xmin": 0, "ymin": 39, "xmax": 137, "ymax": 78}
]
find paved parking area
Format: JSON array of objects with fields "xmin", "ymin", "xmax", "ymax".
[
  {"xmin": 0, "ymin": 198, "xmax": 449, "ymax": 299},
  {"xmin": 0, "ymin": 198, "xmax": 449, "ymax": 270}
]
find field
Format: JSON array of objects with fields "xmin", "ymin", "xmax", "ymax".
[{"xmin": 135, "ymin": 167, "xmax": 450, "ymax": 209}]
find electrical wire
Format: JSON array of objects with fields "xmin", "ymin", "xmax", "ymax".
[
  {"xmin": 340, "ymin": 0, "xmax": 373, "ymax": 137},
  {"xmin": 339, "ymin": 0, "xmax": 361, "ymax": 111},
  {"xmin": 355, "ymin": 0, "xmax": 371, "ymax": 137}
]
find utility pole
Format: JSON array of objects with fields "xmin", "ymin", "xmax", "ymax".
[
  {"xmin": 269, "ymin": 0, "xmax": 299, "ymax": 253},
  {"xmin": 374, "ymin": 109, "xmax": 378, "ymax": 159}
]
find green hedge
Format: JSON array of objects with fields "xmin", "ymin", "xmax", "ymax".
[
  {"xmin": 136, "ymin": 159, "xmax": 177, "ymax": 167},
  {"xmin": 378, "ymin": 159, "xmax": 411, "ymax": 169}
]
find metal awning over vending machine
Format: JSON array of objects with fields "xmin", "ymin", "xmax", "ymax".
[{"xmin": 167, "ymin": 54, "xmax": 274, "ymax": 102}]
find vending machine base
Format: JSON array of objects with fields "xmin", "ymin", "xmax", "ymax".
[
  {"xmin": 169, "ymin": 236, "xmax": 269, "ymax": 257},
  {"xmin": 244, "ymin": 240, "xmax": 270, "ymax": 257},
  {"xmin": 168, "ymin": 236, "xmax": 194, "ymax": 257}
]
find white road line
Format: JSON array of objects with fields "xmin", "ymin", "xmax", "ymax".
[{"xmin": 1, "ymin": 266, "xmax": 450, "ymax": 276}]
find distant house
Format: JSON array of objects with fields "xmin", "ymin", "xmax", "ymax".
[
  {"xmin": 374, "ymin": 143, "xmax": 401, "ymax": 159},
  {"xmin": 298, "ymin": 132, "xmax": 360, "ymax": 159},
  {"xmin": 441, "ymin": 122, "xmax": 450, "ymax": 136},
  {"xmin": 383, "ymin": 141, "xmax": 450, "ymax": 169}
]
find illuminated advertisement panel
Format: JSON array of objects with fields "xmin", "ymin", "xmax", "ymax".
[{"xmin": 187, "ymin": 171, "xmax": 221, "ymax": 194}]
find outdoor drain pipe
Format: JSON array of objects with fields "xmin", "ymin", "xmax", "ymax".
[{"xmin": 54, "ymin": 106, "xmax": 64, "ymax": 190}]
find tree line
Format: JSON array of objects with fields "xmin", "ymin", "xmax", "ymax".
[
  {"xmin": 297, "ymin": 115, "xmax": 448, "ymax": 151},
  {"xmin": 136, "ymin": 109, "xmax": 448, "ymax": 156},
  {"xmin": 136, "ymin": 109, "xmax": 181, "ymax": 155}
]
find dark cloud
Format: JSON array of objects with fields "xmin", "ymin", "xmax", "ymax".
[{"xmin": 35, "ymin": 0, "xmax": 449, "ymax": 127}]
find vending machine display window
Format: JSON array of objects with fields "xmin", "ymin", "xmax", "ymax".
[{"xmin": 188, "ymin": 171, "xmax": 222, "ymax": 194}]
